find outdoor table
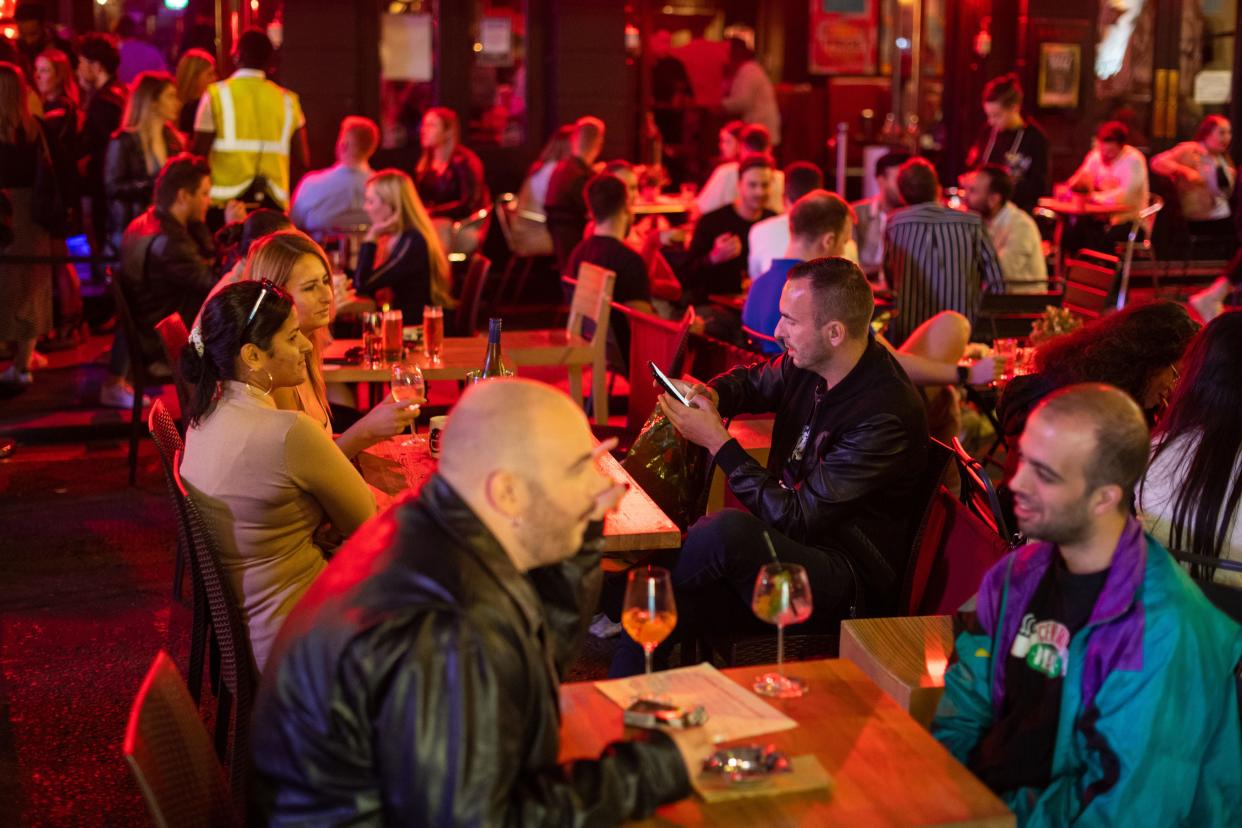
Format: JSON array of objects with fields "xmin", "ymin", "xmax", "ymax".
[
  {"xmin": 358, "ymin": 437, "xmax": 681, "ymax": 560},
  {"xmin": 322, "ymin": 329, "xmax": 595, "ymax": 407},
  {"xmin": 558, "ymin": 658, "xmax": 1014, "ymax": 827}
]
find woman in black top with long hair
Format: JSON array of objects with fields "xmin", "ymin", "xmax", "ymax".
[{"xmin": 1140, "ymin": 312, "xmax": 1242, "ymax": 585}]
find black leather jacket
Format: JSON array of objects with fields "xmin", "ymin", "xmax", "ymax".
[
  {"xmin": 119, "ymin": 207, "xmax": 217, "ymax": 366},
  {"xmin": 104, "ymin": 126, "xmax": 185, "ymax": 247},
  {"xmin": 709, "ymin": 337, "xmax": 930, "ymax": 611},
  {"xmin": 251, "ymin": 477, "xmax": 690, "ymax": 826}
]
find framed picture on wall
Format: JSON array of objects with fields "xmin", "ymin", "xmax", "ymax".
[{"xmin": 1037, "ymin": 43, "xmax": 1081, "ymax": 109}]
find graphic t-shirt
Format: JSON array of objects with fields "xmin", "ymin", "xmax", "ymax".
[{"xmin": 968, "ymin": 556, "xmax": 1109, "ymax": 794}]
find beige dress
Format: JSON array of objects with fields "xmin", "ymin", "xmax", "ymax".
[{"xmin": 181, "ymin": 381, "xmax": 376, "ymax": 671}]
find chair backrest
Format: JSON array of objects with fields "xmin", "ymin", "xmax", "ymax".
[
  {"xmin": 1063, "ymin": 251, "xmax": 1120, "ymax": 321},
  {"xmin": 741, "ymin": 324, "xmax": 783, "ymax": 354},
  {"xmin": 455, "ymin": 254, "xmax": 492, "ymax": 336},
  {"xmin": 899, "ymin": 439, "xmax": 955, "ymax": 614},
  {"xmin": 493, "ymin": 194, "xmax": 517, "ymax": 249},
  {"xmin": 1116, "ymin": 194, "xmax": 1165, "ymax": 309},
  {"xmin": 179, "ymin": 483, "xmax": 258, "ymax": 808},
  {"xmin": 908, "ymin": 486, "xmax": 1012, "ymax": 615},
  {"xmin": 124, "ymin": 652, "xmax": 239, "ymax": 828},
  {"xmin": 1167, "ymin": 549, "xmax": 1242, "ymax": 624},
  {"xmin": 611, "ymin": 303, "xmax": 695, "ymax": 432},
  {"xmin": 566, "ymin": 262, "xmax": 616, "ymax": 343},
  {"xmin": 148, "ymin": 400, "xmax": 191, "ymax": 565},
  {"xmin": 155, "ymin": 314, "xmax": 191, "ymax": 419}
]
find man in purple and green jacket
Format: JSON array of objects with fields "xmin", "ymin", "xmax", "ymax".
[{"xmin": 933, "ymin": 383, "xmax": 1242, "ymax": 826}]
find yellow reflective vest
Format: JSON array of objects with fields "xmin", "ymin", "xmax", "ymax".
[{"xmin": 204, "ymin": 74, "xmax": 303, "ymax": 208}]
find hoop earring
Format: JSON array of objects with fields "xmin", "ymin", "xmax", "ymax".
[{"xmin": 245, "ymin": 368, "xmax": 275, "ymax": 399}]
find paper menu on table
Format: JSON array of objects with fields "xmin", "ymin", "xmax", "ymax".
[{"xmin": 593, "ymin": 663, "xmax": 796, "ymax": 743}]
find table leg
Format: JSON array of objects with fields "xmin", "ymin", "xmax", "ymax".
[
  {"xmin": 591, "ymin": 358, "xmax": 609, "ymax": 425},
  {"xmin": 1053, "ymin": 216, "xmax": 1066, "ymax": 281},
  {"xmin": 567, "ymin": 365, "xmax": 584, "ymax": 412}
]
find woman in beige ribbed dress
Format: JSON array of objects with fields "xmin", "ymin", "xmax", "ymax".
[
  {"xmin": 0, "ymin": 63, "xmax": 53, "ymax": 386},
  {"xmin": 180, "ymin": 281, "xmax": 376, "ymax": 672}
]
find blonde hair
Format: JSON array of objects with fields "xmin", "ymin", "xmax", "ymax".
[
  {"xmin": 0, "ymin": 62, "xmax": 36, "ymax": 144},
  {"xmin": 37, "ymin": 49, "xmax": 79, "ymax": 108},
  {"xmin": 366, "ymin": 169, "xmax": 454, "ymax": 307},
  {"xmin": 122, "ymin": 71, "xmax": 178, "ymax": 170},
  {"xmin": 174, "ymin": 49, "xmax": 215, "ymax": 107},
  {"xmin": 242, "ymin": 230, "xmax": 333, "ymax": 419}
]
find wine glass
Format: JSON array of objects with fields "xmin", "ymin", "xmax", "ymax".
[
  {"xmin": 622, "ymin": 566, "xmax": 677, "ymax": 697},
  {"xmin": 751, "ymin": 563, "xmax": 813, "ymax": 698},
  {"xmin": 390, "ymin": 362, "xmax": 425, "ymax": 448}
]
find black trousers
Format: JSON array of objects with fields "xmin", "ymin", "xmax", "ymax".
[{"xmin": 608, "ymin": 508, "xmax": 857, "ymax": 676}]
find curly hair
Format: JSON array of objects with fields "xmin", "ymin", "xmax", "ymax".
[{"xmin": 1034, "ymin": 301, "xmax": 1198, "ymax": 407}]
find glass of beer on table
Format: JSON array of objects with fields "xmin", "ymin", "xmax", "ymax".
[{"xmin": 423, "ymin": 305, "xmax": 444, "ymax": 363}]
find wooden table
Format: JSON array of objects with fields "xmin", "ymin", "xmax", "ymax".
[
  {"xmin": 634, "ymin": 195, "xmax": 694, "ymax": 216},
  {"xmin": 322, "ymin": 329, "xmax": 595, "ymax": 406},
  {"xmin": 1036, "ymin": 196, "xmax": 1136, "ymax": 278},
  {"xmin": 358, "ymin": 438, "xmax": 680, "ymax": 558},
  {"xmin": 841, "ymin": 615, "xmax": 955, "ymax": 729},
  {"xmin": 558, "ymin": 658, "xmax": 1013, "ymax": 826}
]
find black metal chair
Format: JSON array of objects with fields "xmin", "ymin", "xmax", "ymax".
[
  {"xmin": 454, "ymin": 254, "xmax": 492, "ymax": 337},
  {"xmin": 107, "ymin": 270, "xmax": 154, "ymax": 485},
  {"xmin": 147, "ymin": 400, "xmax": 194, "ymax": 608}
]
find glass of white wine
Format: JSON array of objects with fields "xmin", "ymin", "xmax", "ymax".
[
  {"xmin": 622, "ymin": 566, "xmax": 677, "ymax": 698},
  {"xmin": 751, "ymin": 563, "xmax": 813, "ymax": 698},
  {"xmin": 390, "ymin": 361, "xmax": 425, "ymax": 448}
]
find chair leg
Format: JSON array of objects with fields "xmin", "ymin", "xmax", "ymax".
[
  {"xmin": 592, "ymin": 356, "xmax": 609, "ymax": 425},
  {"xmin": 128, "ymin": 391, "xmax": 141, "ymax": 486}
]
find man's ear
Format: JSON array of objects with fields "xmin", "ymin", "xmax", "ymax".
[
  {"xmin": 483, "ymin": 469, "xmax": 525, "ymax": 521},
  {"xmin": 1089, "ymin": 483, "xmax": 1125, "ymax": 518},
  {"xmin": 823, "ymin": 319, "xmax": 848, "ymax": 347}
]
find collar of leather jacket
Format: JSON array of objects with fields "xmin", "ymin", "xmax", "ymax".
[{"xmin": 413, "ymin": 475, "xmax": 547, "ymax": 638}]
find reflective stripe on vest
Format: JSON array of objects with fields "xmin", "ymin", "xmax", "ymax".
[{"xmin": 207, "ymin": 78, "xmax": 296, "ymax": 206}]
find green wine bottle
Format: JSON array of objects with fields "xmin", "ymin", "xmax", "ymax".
[{"xmin": 480, "ymin": 318, "xmax": 508, "ymax": 378}]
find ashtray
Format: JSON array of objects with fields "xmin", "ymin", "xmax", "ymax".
[{"xmin": 702, "ymin": 745, "xmax": 792, "ymax": 784}]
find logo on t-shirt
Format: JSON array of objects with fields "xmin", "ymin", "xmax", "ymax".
[{"xmin": 1010, "ymin": 612, "xmax": 1071, "ymax": 679}]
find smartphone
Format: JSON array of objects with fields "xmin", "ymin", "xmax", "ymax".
[{"xmin": 649, "ymin": 361, "xmax": 691, "ymax": 406}]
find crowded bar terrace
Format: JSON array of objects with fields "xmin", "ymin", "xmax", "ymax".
[{"xmin": 2, "ymin": 0, "xmax": 1241, "ymax": 824}]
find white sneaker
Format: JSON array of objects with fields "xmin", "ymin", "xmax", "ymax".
[
  {"xmin": 100, "ymin": 381, "xmax": 149, "ymax": 409},
  {"xmin": 0, "ymin": 365, "xmax": 32, "ymax": 385}
]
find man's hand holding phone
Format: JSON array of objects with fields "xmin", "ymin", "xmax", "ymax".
[{"xmin": 654, "ymin": 371, "xmax": 730, "ymax": 454}]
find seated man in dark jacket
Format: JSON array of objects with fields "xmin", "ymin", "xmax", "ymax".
[
  {"xmin": 251, "ymin": 379, "xmax": 701, "ymax": 825},
  {"xmin": 103, "ymin": 153, "xmax": 217, "ymax": 406},
  {"xmin": 613, "ymin": 257, "xmax": 929, "ymax": 675}
]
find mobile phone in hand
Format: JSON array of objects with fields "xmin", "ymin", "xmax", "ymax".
[{"xmin": 650, "ymin": 361, "xmax": 691, "ymax": 406}]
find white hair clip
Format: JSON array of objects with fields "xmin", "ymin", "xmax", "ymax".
[{"xmin": 189, "ymin": 325, "xmax": 205, "ymax": 356}]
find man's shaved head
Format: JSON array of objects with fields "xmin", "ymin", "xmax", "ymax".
[
  {"xmin": 438, "ymin": 379, "xmax": 612, "ymax": 569},
  {"xmin": 439, "ymin": 379, "xmax": 592, "ymax": 487}
]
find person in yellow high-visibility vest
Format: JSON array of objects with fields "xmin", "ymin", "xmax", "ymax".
[{"xmin": 191, "ymin": 28, "xmax": 309, "ymax": 214}]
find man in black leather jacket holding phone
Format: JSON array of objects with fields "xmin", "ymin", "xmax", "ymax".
[
  {"xmin": 613, "ymin": 257, "xmax": 928, "ymax": 675},
  {"xmin": 251, "ymin": 380, "xmax": 701, "ymax": 825}
]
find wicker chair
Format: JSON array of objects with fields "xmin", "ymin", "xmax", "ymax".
[
  {"xmin": 178, "ymin": 493, "xmax": 258, "ymax": 815},
  {"xmin": 124, "ymin": 651, "xmax": 240, "ymax": 828},
  {"xmin": 147, "ymin": 402, "xmax": 201, "ymax": 683},
  {"xmin": 154, "ymin": 314, "xmax": 191, "ymax": 422}
]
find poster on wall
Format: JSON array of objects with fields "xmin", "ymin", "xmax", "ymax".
[
  {"xmin": 1037, "ymin": 43, "xmax": 1082, "ymax": 109},
  {"xmin": 809, "ymin": 0, "xmax": 877, "ymax": 75}
]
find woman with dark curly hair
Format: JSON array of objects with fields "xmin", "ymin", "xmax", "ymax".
[{"xmin": 997, "ymin": 301, "xmax": 1199, "ymax": 484}]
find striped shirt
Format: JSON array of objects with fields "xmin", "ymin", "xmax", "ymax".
[{"xmin": 883, "ymin": 202, "xmax": 1005, "ymax": 345}]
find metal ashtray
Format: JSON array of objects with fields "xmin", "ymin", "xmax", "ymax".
[{"xmin": 702, "ymin": 744, "xmax": 792, "ymax": 784}]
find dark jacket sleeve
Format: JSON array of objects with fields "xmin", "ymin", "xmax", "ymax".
[
  {"xmin": 366, "ymin": 610, "xmax": 690, "ymax": 826},
  {"xmin": 356, "ymin": 232, "xmax": 429, "ymax": 293},
  {"xmin": 427, "ymin": 151, "xmax": 486, "ymax": 221},
  {"xmin": 708, "ymin": 355, "xmax": 789, "ymax": 418},
  {"xmin": 526, "ymin": 522, "xmax": 605, "ymax": 677},
  {"xmin": 714, "ymin": 412, "xmax": 915, "ymax": 542},
  {"xmin": 150, "ymin": 228, "xmax": 217, "ymax": 298},
  {"xmin": 104, "ymin": 134, "xmax": 156, "ymax": 204}
]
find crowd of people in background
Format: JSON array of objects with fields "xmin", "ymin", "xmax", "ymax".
[{"xmin": 1, "ymin": 10, "xmax": 1240, "ymax": 825}]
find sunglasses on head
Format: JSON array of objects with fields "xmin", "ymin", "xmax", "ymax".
[{"xmin": 243, "ymin": 279, "xmax": 280, "ymax": 336}]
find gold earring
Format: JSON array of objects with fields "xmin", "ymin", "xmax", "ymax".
[{"xmin": 246, "ymin": 368, "xmax": 274, "ymax": 398}]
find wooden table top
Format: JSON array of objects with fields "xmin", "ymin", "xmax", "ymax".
[
  {"xmin": 840, "ymin": 615, "xmax": 955, "ymax": 728},
  {"xmin": 1036, "ymin": 196, "xmax": 1134, "ymax": 218},
  {"xmin": 558, "ymin": 658, "xmax": 1013, "ymax": 827},
  {"xmin": 322, "ymin": 329, "xmax": 594, "ymax": 383},
  {"xmin": 634, "ymin": 196, "xmax": 694, "ymax": 216},
  {"xmin": 358, "ymin": 438, "xmax": 680, "ymax": 555}
]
